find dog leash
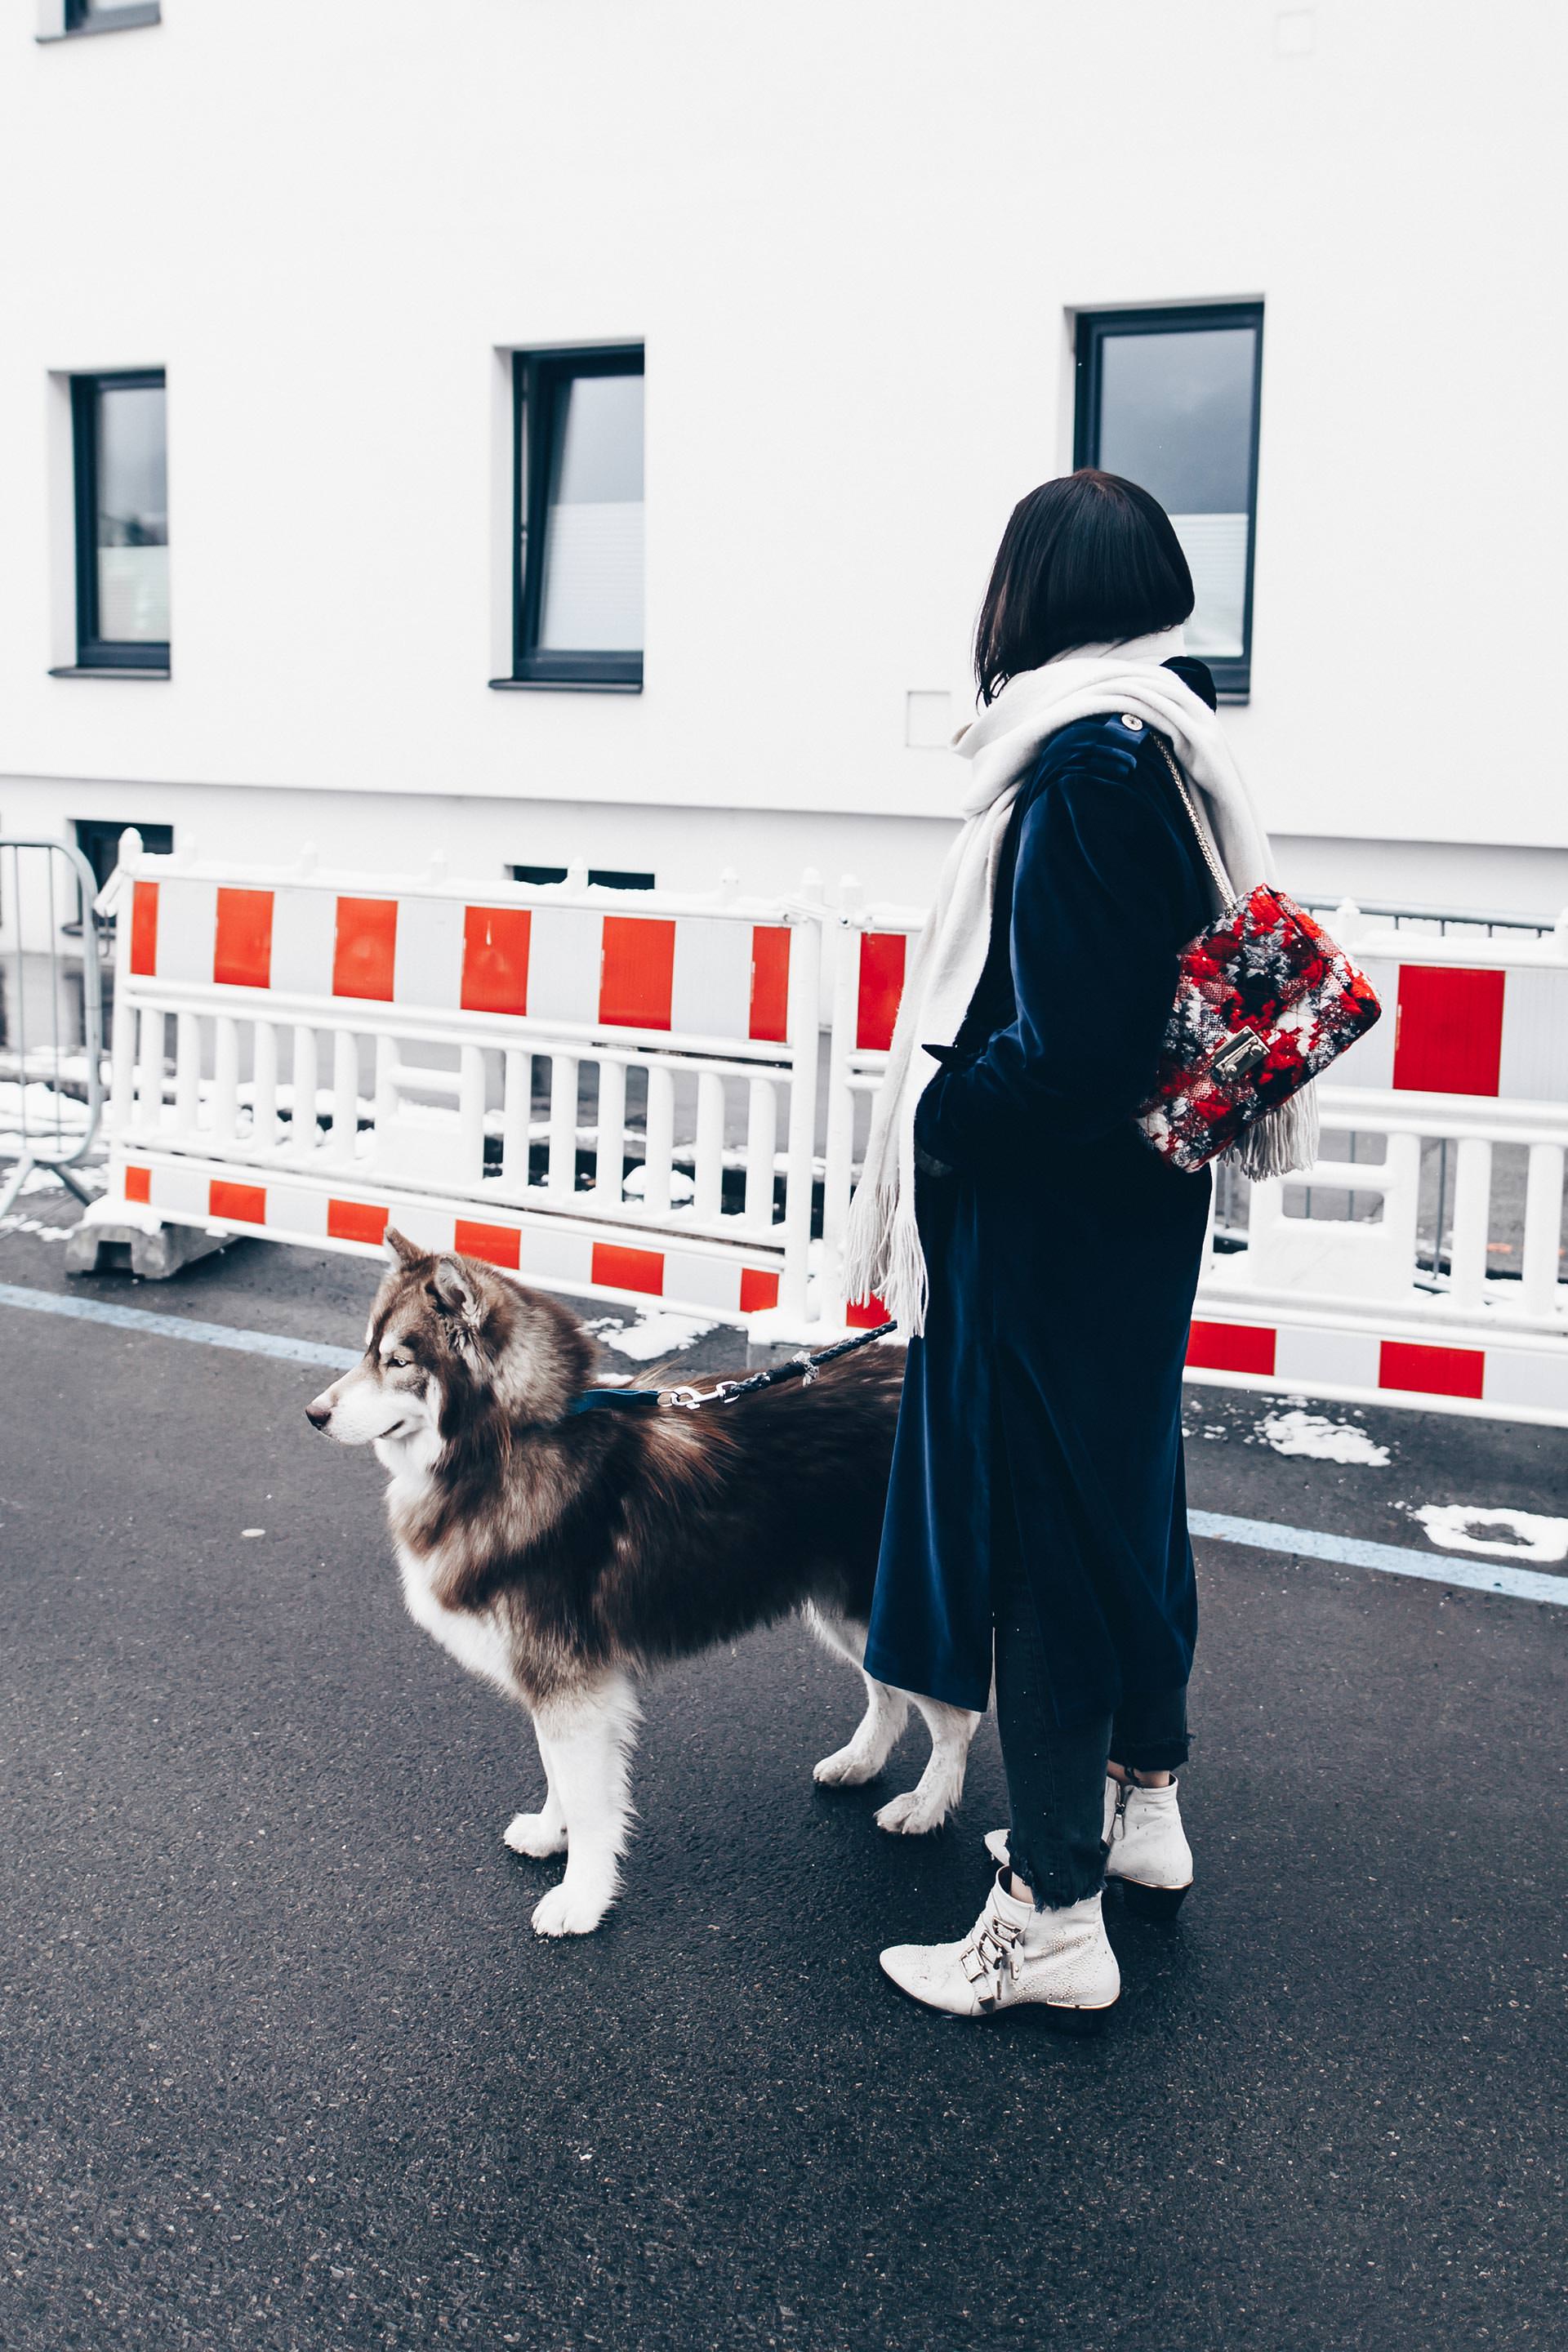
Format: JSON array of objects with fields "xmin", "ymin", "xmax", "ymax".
[{"xmin": 564, "ymin": 1319, "xmax": 898, "ymax": 1419}]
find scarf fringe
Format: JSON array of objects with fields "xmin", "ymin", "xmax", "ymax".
[
  {"xmin": 844, "ymin": 1180, "xmax": 929, "ymax": 1337},
  {"xmin": 1230, "ymin": 1080, "xmax": 1320, "ymax": 1181}
]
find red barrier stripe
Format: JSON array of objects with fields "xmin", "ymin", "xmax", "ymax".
[
  {"xmin": 748, "ymin": 926, "xmax": 791, "ymax": 1043},
  {"xmin": 455, "ymin": 1219, "xmax": 521, "ymax": 1269},
  {"xmin": 847, "ymin": 1292, "xmax": 890, "ymax": 1330},
  {"xmin": 332, "ymin": 897, "xmax": 399, "ymax": 1001},
  {"xmin": 599, "ymin": 916, "xmax": 675, "ymax": 1030},
  {"xmin": 1379, "ymin": 1339, "xmax": 1485, "ymax": 1400},
  {"xmin": 122, "ymin": 1165, "xmax": 151, "ymax": 1205},
  {"xmin": 209, "ymin": 1178, "xmax": 266, "ymax": 1225},
  {"xmin": 327, "ymin": 1199, "xmax": 388, "ymax": 1246},
  {"xmin": 1392, "ymin": 966, "xmax": 1505, "ymax": 1097},
  {"xmin": 856, "ymin": 934, "xmax": 906, "ymax": 1053},
  {"xmin": 1187, "ymin": 1320, "xmax": 1276, "ymax": 1375},
  {"xmin": 461, "ymin": 906, "xmax": 532, "ymax": 1018},
  {"xmin": 129, "ymin": 880, "xmax": 158, "ymax": 977},
  {"xmin": 214, "ymin": 887, "xmax": 274, "ymax": 989},
  {"xmin": 591, "ymin": 1241, "xmax": 664, "ymax": 1296},
  {"xmin": 739, "ymin": 1267, "xmax": 780, "ymax": 1312}
]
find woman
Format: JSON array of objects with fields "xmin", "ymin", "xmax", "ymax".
[{"xmin": 845, "ymin": 470, "xmax": 1311, "ymax": 2029}]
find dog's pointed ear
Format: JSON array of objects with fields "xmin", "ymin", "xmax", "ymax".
[
  {"xmin": 383, "ymin": 1226, "xmax": 423, "ymax": 1268},
  {"xmin": 430, "ymin": 1253, "xmax": 483, "ymax": 1328}
]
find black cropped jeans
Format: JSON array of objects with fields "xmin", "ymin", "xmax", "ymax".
[{"xmin": 993, "ymin": 1539, "xmax": 1190, "ymax": 1911}]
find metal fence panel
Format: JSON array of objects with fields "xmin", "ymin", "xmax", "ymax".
[{"xmin": 0, "ymin": 839, "xmax": 105, "ymax": 1220}]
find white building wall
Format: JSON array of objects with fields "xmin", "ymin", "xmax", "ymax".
[{"xmin": 2, "ymin": 0, "xmax": 1565, "ymax": 935}]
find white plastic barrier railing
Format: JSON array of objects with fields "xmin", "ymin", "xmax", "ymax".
[
  {"xmin": 820, "ymin": 893, "xmax": 1568, "ymax": 1425},
  {"xmin": 85, "ymin": 835, "xmax": 1568, "ymax": 1417},
  {"xmin": 90, "ymin": 835, "xmax": 823, "ymax": 1331}
]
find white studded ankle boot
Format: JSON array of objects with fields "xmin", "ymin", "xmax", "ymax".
[
  {"xmin": 880, "ymin": 1870, "xmax": 1120, "ymax": 2031},
  {"xmin": 1103, "ymin": 1775, "xmax": 1193, "ymax": 1916},
  {"xmin": 983, "ymin": 1775, "xmax": 1195, "ymax": 1918}
]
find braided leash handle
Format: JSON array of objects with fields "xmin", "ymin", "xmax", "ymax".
[{"xmin": 660, "ymin": 1318, "xmax": 898, "ymax": 1411}]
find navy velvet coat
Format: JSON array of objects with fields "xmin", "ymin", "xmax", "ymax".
[{"xmin": 862, "ymin": 679, "xmax": 1218, "ymax": 1724}]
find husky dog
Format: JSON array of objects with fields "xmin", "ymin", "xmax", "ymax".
[{"xmin": 305, "ymin": 1231, "xmax": 979, "ymax": 1936}]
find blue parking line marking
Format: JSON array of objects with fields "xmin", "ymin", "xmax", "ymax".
[
  {"xmin": 0, "ymin": 1281, "xmax": 359, "ymax": 1372},
  {"xmin": 3, "ymin": 1281, "xmax": 1564, "ymax": 1608},
  {"xmin": 1189, "ymin": 1509, "xmax": 1568, "ymax": 1609}
]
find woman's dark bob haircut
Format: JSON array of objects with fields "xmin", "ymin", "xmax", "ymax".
[{"xmin": 974, "ymin": 470, "xmax": 1195, "ymax": 705}]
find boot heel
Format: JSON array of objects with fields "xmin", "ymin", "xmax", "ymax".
[
  {"xmin": 1116, "ymin": 1878, "xmax": 1190, "ymax": 1921},
  {"xmin": 1031, "ymin": 1998, "xmax": 1117, "ymax": 2038}
]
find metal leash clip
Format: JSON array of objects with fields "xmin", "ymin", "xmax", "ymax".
[
  {"xmin": 792, "ymin": 1351, "xmax": 819, "ymax": 1386},
  {"xmin": 660, "ymin": 1379, "xmax": 742, "ymax": 1410}
]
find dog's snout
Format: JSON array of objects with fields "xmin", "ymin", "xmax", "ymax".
[{"xmin": 305, "ymin": 1399, "xmax": 332, "ymax": 1431}]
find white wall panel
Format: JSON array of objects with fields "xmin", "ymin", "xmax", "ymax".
[{"xmin": 1, "ymin": 1, "xmax": 1563, "ymax": 891}]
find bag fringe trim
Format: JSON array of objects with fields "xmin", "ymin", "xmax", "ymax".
[{"xmin": 1230, "ymin": 1080, "xmax": 1320, "ymax": 1181}]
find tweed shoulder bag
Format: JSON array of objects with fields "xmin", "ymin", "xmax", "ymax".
[{"xmin": 1134, "ymin": 740, "xmax": 1382, "ymax": 1173}]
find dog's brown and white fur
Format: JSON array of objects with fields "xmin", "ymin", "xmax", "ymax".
[{"xmin": 305, "ymin": 1232, "xmax": 979, "ymax": 1935}]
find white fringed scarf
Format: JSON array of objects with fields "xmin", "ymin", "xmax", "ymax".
[{"xmin": 844, "ymin": 628, "xmax": 1318, "ymax": 1334}]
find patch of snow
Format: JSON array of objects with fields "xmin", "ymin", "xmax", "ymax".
[
  {"xmin": 77, "ymin": 1196, "xmax": 165, "ymax": 1236},
  {"xmin": 1258, "ymin": 1409, "xmax": 1391, "ymax": 1466},
  {"xmin": 593, "ymin": 1307, "xmax": 719, "ymax": 1361},
  {"xmin": 0, "ymin": 1078, "xmax": 91, "ymax": 1123},
  {"xmin": 1414, "ymin": 1504, "xmax": 1568, "ymax": 1564},
  {"xmin": 17, "ymin": 1165, "xmax": 82, "ymax": 1196},
  {"xmin": 621, "ymin": 1163, "xmax": 697, "ymax": 1203},
  {"xmin": 0, "ymin": 1079, "xmax": 94, "ymax": 1156}
]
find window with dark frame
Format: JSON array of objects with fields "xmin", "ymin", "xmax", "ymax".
[
  {"xmin": 64, "ymin": 818, "xmax": 172, "ymax": 937},
  {"xmin": 74, "ymin": 818, "xmax": 172, "ymax": 897},
  {"xmin": 508, "ymin": 865, "xmax": 656, "ymax": 890},
  {"xmin": 1074, "ymin": 305, "xmax": 1263, "ymax": 700},
  {"xmin": 69, "ymin": 372, "xmax": 170, "ymax": 673},
  {"xmin": 60, "ymin": 0, "xmax": 161, "ymax": 34},
  {"xmin": 506, "ymin": 348, "xmax": 644, "ymax": 690}
]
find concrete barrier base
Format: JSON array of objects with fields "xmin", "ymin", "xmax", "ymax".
[{"xmin": 66, "ymin": 1217, "xmax": 233, "ymax": 1281}]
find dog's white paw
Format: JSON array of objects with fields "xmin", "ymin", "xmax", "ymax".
[
  {"xmin": 504, "ymin": 1809, "xmax": 568, "ymax": 1859},
  {"xmin": 875, "ymin": 1787, "xmax": 952, "ymax": 1836},
  {"xmin": 530, "ymin": 1878, "xmax": 614, "ymax": 1937},
  {"xmin": 813, "ymin": 1742, "xmax": 882, "ymax": 1788}
]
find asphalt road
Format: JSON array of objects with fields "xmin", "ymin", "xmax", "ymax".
[{"xmin": 1, "ymin": 1205, "xmax": 1565, "ymax": 2352}]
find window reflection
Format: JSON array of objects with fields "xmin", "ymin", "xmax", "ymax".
[
  {"xmin": 94, "ymin": 383, "xmax": 169, "ymax": 645},
  {"xmin": 1095, "ymin": 326, "xmax": 1258, "ymax": 661},
  {"xmin": 537, "ymin": 374, "xmax": 645, "ymax": 654},
  {"xmin": 1077, "ymin": 308, "xmax": 1262, "ymax": 684}
]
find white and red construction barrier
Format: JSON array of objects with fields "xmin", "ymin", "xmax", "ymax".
[
  {"xmin": 122, "ymin": 870, "xmax": 794, "ymax": 1045},
  {"xmin": 92, "ymin": 838, "xmax": 819, "ymax": 1328},
  {"xmin": 88, "ymin": 838, "xmax": 1568, "ymax": 1423}
]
